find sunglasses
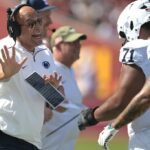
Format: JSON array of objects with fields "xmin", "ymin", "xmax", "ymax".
[{"xmin": 20, "ymin": 18, "xmax": 42, "ymax": 29}]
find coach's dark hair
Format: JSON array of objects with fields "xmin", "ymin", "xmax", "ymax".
[{"xmin": 7, "ymin": 4, "xmax": 30, "ymax": 41}]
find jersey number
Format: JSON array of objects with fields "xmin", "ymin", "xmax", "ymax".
[{"xmin": 122, "ymin": 48, "xmax": 134, "ymax": 63}]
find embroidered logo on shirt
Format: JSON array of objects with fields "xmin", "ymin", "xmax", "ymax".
[{"xmin": 42, "ymin": 61, "xmax": 50, "ymax": 69}]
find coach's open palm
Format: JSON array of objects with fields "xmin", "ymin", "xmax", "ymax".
[
  {"xmin": 43, "ymin": 72, "xmax": 67, "ymax": 113},
  {"xmin": 98, "ymin": 124, "xmax": 118, "ymax": 150},
  {"xmin": 43, "ymin": 72, "xmax": 62, "ymax": 89},
  {"xmin": 0, "ymin": 46, "xmax": 27, "ymax": 80}
]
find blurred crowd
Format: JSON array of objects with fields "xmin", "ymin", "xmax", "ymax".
[
  {"xmin": 51, "ymin": 0, "xmax": 134, "ymax": 40},
  {"xmin": 1, "ymin": 0, "xmax": 134, "ymax": 41}
]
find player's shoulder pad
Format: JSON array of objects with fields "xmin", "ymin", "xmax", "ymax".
[{"xmin": 119, "ymin": 39, "xmax": 150, "ymax": 64}]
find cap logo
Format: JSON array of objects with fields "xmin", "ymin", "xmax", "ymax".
[{"xmin": 42, "ymin": 0, "xmax": 49, "ymax": 5}]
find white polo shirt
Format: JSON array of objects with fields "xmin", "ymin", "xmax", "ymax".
[
  {"xmin": 0, "ymin": 41, "xmax": 56, "ymax": 149},
  {"xmin": 42, "ymin": 61, "xmax": 86, "ymax": 150}
]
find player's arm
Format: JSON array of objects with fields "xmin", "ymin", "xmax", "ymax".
[
  {"xmin": 111, "ymin": 77, "xmax": 150, "ymax": 129},
  {"xmin": 94, "ymin": 64, "xmax": 145, "ymax": 121},
  {"xmin": 78, "ymin": 63, "xmax": 145, "ymax": 130},
  {"xmin": 97, "ymin": 78, "xmax": 150, "ymax": 149}
]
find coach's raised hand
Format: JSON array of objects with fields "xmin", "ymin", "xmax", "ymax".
[{"xmin": 0, "ymin": 46, "xmax": 27, "ymax": 80}]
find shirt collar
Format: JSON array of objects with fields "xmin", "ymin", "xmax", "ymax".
[
  {"xmin": 14, "ymin": 41, "xmax": 47, "ymax": 54},
  {"xmin": 15, "ymin": 41, "xmax": 34, "ymax": 54},
  {"xmin": 54, "ymin": 60, "xmax": 73, "ymax": 72}
]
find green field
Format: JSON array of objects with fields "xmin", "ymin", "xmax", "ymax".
[
  {"xmin": 75, "ymin": 137, "xmax": 128, "ymax": 150},
  {"xmin": 75, "ymin": 129, "xmax": 128, "ymax": 150}
]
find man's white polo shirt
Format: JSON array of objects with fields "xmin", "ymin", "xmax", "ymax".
[{"xmin": 0, "ymin": 41, "xmax": 56, "ymax": 149}]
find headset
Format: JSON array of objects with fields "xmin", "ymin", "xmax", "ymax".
[{"xmin": 7, "ymin": 4, "xmax": 30, "ymax": 41}]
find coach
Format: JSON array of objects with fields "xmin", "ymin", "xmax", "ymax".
[{"xmin": 0, "ymin": 4, "xmax": 59, "ymax": 150}]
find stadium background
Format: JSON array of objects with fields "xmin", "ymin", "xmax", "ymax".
[{"xmin": 0, "ymin": 0, "xmax": 133, "ymax": 149}]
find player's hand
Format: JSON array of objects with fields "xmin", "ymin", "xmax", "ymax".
[
  {"xmin": 0, "ymin": 46, "xmax": 27, "ymax": 80},
  {"xmin": 78, "ymin": 107, "xmax": 99, "ymax": 130},
  {"xmin": 98, "ymin": 124, "xmax": 118, "ymax": 150}
]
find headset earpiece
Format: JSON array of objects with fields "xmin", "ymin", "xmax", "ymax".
[{"xmin": 7, "ymin": 4, "xmax": 30, "ymax": 41}]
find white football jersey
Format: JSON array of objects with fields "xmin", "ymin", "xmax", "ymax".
[
  {"xmin": 119, "ymin": 39, "xmax": 150, "ymax": 149},
  {"xmin": 119, "ymin": 39, "xmax": 150, "ymax": 77}
]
